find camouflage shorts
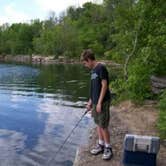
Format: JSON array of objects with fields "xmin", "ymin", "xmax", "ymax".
[{"xmin": 92, "ymin": 100, "xmax": 110, "ymax": 129}]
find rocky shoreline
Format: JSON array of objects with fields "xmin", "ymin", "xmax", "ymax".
[
  {"xmin": 0, "ymin": 54, "xmax": 122, "ymax": 67},
  {"xmin": 0, "ymin": 55, "xmax": 79, "ymax": 64}
]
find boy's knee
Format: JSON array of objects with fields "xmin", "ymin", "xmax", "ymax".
[{"xmin": 98, "ymin": 125, "xmax": 109, "ymax": 131}]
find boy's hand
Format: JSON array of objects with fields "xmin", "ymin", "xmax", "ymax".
[
  {"xmin": 96, "ymin": 103, "xmax": 102, "ymax": 113},
  {"xmin": 86, "ymin": 103, "xmax": 92, "ymax": 111}
]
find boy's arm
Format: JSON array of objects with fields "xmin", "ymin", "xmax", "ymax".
[
  {"xmin": 86, "ymin": 98, "xmax": 92, "ymax": 111},
  {"xmin": 96, "ymin": 79, "xmax": 107, "ymax": 113}
]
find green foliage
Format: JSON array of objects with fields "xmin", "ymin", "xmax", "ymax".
[
  {"xmin": 0, "ymin": 2, "xmax": 109, "ymax": 58},
  {"xmin": 0, "ymin": 1, "xmax": 165, "ymax": 65},
  {"xmin": 136, "ymin": 0, "xmax": 166, "ymax": 76},
  {"xmin": 159, "ymin": 91, "xmax": 166, "ymax": 111},
  {"xmin": 158, "ymin": 91, "xmax": 166, "ymax": 139},
  {"xmin": 104, "ymin": 0, "xmax": 166, "ymax": 102},
  {"xmin": 126, "ymin": 61, "xmax": 153, "ymax": 102},
  {"xmin": 0, "ymin": 21, "xmax": 43, "ymax": 55},
  {"xmin": 110, "ymin": 78, "xmax": 128, "ymax": 104}
]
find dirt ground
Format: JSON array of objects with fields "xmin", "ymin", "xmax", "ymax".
[{"xmin": 73, "ymin": 100, "xmax": 166, "ymax": 166}]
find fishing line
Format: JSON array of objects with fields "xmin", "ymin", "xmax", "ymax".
[{"xmin": 47, "ymin": 110, "xmax": 88, "ymax": 165}]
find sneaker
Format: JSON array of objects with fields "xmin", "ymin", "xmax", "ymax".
[
  {"xmin": 102, "ymin": 147, "xmax": 113, "ymax": 160},
  {"xmin": 90, "ymin": 144, "xmax": 104, "ymax": 155}
]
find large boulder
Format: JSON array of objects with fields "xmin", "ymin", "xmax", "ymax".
[{"xmin": 151, "ymin": 75, "xmax": 166, "ymax": 94}]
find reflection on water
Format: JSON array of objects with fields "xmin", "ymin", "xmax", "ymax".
[{"xmin": 0, "ymin": 63, "xmax": 93, "ymax": 166}]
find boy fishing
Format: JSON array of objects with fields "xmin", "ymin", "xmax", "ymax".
[{"xmin": 81, "ymin": 49, "xmax": 113, "ymax": 160}]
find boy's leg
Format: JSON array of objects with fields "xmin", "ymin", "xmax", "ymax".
[
  {"xmin": 97, "ymin": 126, "xmax": 104, "ymax": 143},
  {"xmin": 101, "ymin": 127, "xmax": 110, "ymax": 145},
  {"xmin": 90, "ymin": 126, "xmax": 104, "ymax": 155},
  {"xmin": 90, "ymin": 100, "xmax": 112, "ymax": 157},
  {"xmin": 101, "ymin": 127, "xmax": 113, "ymax": 160}
]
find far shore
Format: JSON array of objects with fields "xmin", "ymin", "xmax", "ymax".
[{"xmin": 0, "ymin": 54, "xmax": 122, "ymax": 67}]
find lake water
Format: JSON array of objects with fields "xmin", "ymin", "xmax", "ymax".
[{"xmin": 0, "ymin": 63, "xmax": 94, "ymax": 166}]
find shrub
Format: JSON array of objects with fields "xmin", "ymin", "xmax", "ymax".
[
  {"xmin": 126, "ymin": 61, "xmax": 152, "ymax": 102},
  {"xmin": 158, "ymin": 90, "xmax": 166, "ymax": 139}
]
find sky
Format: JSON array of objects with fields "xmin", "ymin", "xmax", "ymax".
[{"xmin": 0, "ymin": 0, "xmax": 103, "ymax": 25}]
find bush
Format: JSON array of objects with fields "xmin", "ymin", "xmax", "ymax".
[
  {"xmin": 110, "ymin": 78, "xmax": 127, "ymax": 104},
  {"xmin": 158, "ymin": 91, "xmax": 166, "ymax": 139},
  {"xmin": 126, "ymin": 61, "xmax": 152, "ymax": 103}
]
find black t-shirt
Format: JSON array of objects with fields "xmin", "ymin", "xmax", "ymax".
[{"xmin": 90, "ymin": 63, "xmax": 110, "ymax": 104}]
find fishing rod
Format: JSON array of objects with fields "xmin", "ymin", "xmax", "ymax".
[{"xmin": 47, "ymin": 109, "xmax": 88, "ymax": 165}]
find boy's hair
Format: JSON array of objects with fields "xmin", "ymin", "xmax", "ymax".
[{"xmin": 81, "ymin": 49, "xmax": 95, "ymax": 61}]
